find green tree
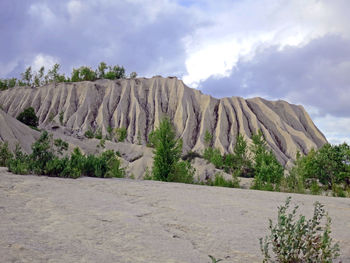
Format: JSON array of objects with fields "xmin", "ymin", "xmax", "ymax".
[
  {"xmin": 0, "ymin": 141, "xmax": 13, "ymax": 166},
  {"xmin": 17, "ymin": 107, "xmax": 39, "ymax": 128},
  {"xmin": 105, "ymin": 65, "xmax": 126, "ymax": 80},
  {"xmin": 97, "ymin": 62, "xmax": 107, "ymax": 78},
  {"xmin": 151, "ymin": 117, "xmax": 193, "ymax": 183},
  {"xmin": 21, "ymin": 66, "xmax": 32, "ymax": 86},
  {"xmin": 250, "ymin": 130, "xmax": 284, "ymax": 191},
  {"xmin": 129, "ymin": 72, "xmax": 137, "ymax": 78},
  {"xmin": 47, "ymin": 63, "xmax": 66, "ymax": 83},
  {"xmin": 30, "ymin": 131, "xmax": 55, "ymax": 173}
]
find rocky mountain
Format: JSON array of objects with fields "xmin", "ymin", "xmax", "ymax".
[{"xmin": 0, "ymin": 76, "xmax": 327, "ymax": 166}]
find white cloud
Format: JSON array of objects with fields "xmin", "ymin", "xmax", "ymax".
[
  {"xmin": 67, "ymin": 0, "xmax": 83, "ymax": 16},
  {"xmin": 31, "ymin": 54, "xmax": 59, "ymax": 72},
  {"xmin": 182, "ymin": 0, "xmax": 350, "ymax": 88}
]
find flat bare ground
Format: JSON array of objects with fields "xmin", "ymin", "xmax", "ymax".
[{"xmin": 1, "ymin": 167, "xmax": 349, "ymax": 263}]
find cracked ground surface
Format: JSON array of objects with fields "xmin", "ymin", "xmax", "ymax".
[{"xmin": 1, "ymin": 167, "xmax": 350, "ymax": 263}]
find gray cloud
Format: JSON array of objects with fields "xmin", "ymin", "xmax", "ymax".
[
  {"xmin": 200, "ymin": 35, "xmax": 350, "ymax": 118},
  {"xmin": 0, "ymin": 0, "xmax": 201, "ymax": 78}
]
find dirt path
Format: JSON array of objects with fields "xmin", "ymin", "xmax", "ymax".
[{"xmin": 1, "ymin": 167, "xmax": 349, "ymax": 263}]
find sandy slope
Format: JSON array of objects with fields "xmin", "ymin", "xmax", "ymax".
[
  {"xmin": 0, "ymin": 77, "xmax": 327, "ymax": 166},
  {"xmin": 0, "ymin": 168, "xmax": 349, "ymax": 263}
]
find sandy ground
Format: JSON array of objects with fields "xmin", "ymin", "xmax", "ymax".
[{"xmin": 0, "ymin": 167, "xmax": 349, "ymax": 263}]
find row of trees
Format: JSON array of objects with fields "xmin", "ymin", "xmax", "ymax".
[
  {"xmin": 0, "ymin": 62, "xmax": 137, "ymax": 90},
  {"xmin": 0, "ymin": 131, "xmax": 125, "ymax": 178},
  {"xmin": 288, "ymin": 143, "xmax": 350, "ymax": 196},
  {"xmin": 203, "ymin": 130, "xmax": 284, "ymax": 191}
]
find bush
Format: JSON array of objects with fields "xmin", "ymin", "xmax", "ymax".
[
  {"xmin": 84, "ymin": 129, "xmax": 94, "ymax": 139},
  {"xmin": 17, "ymin": 107, "xmax": 39, "ymax": 128},
  {"xmin": 208, "ymin": 173, "xmax": 239, "ymax": 188},
  {"xmin": 30, "ymin": 131, "xmax": 55, "ymax": 173},
  {"xmin": 260, "ymin": 197, "xmax": 340, "ymax": 262},
  {"xmin": 203, "ymin": 147, "xmax": 223, "ymax": 168},
  {"xmin": 0, "ymin": 141, "xmax": 13, "ymax": 167},
  {"xmin": 167, "ymin": 160, "xmax": 195, "ymax": 184},
  {"xmin": 94, "ymin": 128, "xmax": 102, "ymax": 139},
  {"xmin": 115, "ymin": 127, "xmax": 127, "ymax": 142}
]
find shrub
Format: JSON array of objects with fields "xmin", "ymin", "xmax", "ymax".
[
  {"xmin": 260, "ymin": 197, "xmax": 340, "ymax": 263},
  {"xmin": 59, "ymin": 111, "xmax": 64, "ymax": 125},
  {"xmin": 0, "ymin": 141, "xmax": 13, "ymax": 167},
  {"xmin": 282, "ymin": 168, "xmax": 305, "ymax": 194},
  {"xmin": 115, "ymin": 127, "xmax": 127, "ymax": 142},
  {"xmin": 204, "ymin": 130, "xmax": 213, "ymax": 147},
  {"xmin": 210, "ymin": 173, "xmax": 239, "ymax": 188},
  {"xmin": 17, "ymin": 107, "xmax": 39, "ymax": 128},
  {"xmin": 84, "ymin": 129, "xmax": 94, "ymax": 139},
  {"xmin": 94, "ymin": 128, "xmax": 102, "ymax": 139},
  {"xmin": 30, "ymin": 131, "xmax": 55, "ymax": 173},
  {"xmin": 167, "ymin": 160, "xmax": 195, "ymax": 184},
  {"xmin": 203, "ymin": 147, "xmax": 223, "ymax": 168}
]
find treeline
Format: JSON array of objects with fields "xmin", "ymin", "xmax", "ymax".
[
  {"xmin": 0, "ymin": 62, "xmax": 137, "ymax": 91},
  {"xmin": 0, "ymin": 131, "xmax": 125, "ymax": 179},
  {"xmin": 202, "ymin": 128, "xmax": 350, "ymax": 196},
  {"xmin": 202, "ymin": 130, "xmax": 284, "ymax": 191}
]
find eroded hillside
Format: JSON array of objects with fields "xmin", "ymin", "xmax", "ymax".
[{"xmin": 0, "ymin": 77, "xmax": 327, "ymax": 166}]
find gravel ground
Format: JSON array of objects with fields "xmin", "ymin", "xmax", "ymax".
[{"xmin": 1, "ymin": 167, "xmax": 349, "ymax": 263}]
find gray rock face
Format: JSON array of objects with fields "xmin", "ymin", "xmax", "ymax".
[{"xmin": 0, "ymin": 76, "xmax": 327, "ymax": 166}]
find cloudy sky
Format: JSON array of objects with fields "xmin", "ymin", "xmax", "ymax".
[{"xmin": 1, "ymin": 0, "xmax": 350, "ymax": 144}]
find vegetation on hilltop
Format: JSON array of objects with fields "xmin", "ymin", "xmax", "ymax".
[{"xmin": 0, "ymin": 62, "xmax": 137, "ymax": 90}]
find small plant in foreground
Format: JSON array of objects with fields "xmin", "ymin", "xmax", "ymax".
[{"xmin": 260, "ymin": 197, "xmax": 340, "ymax": 263}]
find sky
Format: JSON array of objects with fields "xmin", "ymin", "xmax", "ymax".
[{"xmin": 1, "ymin": 0, "xmax": 350, "ymax": 144}]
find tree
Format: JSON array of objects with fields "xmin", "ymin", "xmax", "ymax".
[
  {"xmin": 70, "ymin": 66, "xmax": 96, "ymax": 82},
  {"xmin": 97, "ymin": 62, "xmax": 107, "ymax": 78},
  {"xmin": 21, "ymin": 66, "xmax": 32, "ymax": 86},
  {"xmin": 228, "ymin": 134, "xmax": 252, "ymax": 177},
  {"xmin": 17, "ymin": 107, "xmax": 39, "ymax": 128},
  {"xmin": 105, "ymin": 65, "xmax": 126, "ymax": 79},
  {"xmin": 129, "ymin": 72, "xmax": 137, "ymax": 79},
  {"xmin": 151, "ymin": 117, "xmax": 194, "ymax": 183},
  {"xmin": 250, "ymin": 130, "xmax": 284, "ymax": 190},
  {"xmin": 30, "ymin": 131, "xmax": 55, "ymax": 173}
]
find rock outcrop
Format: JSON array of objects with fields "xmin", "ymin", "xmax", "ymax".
[{"xmin": 0, "ymin": 77, "xmax": 327, "ymax": 166}]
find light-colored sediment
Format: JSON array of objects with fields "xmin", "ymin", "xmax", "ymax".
[
  {"xmin": 0, "ymin": 168, "xmax": 349, "ymax": 263},
  {"xmin": 0, "ymin": 109, "xmax": 40, "ymax": 153},
  {"xmin": 0, "ymin": 77, "xmax": 327, "ymax": 166}
]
